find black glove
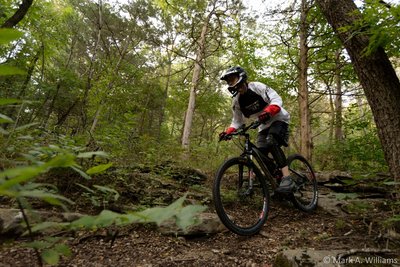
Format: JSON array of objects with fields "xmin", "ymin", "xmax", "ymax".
[{"xmin": 219, "ymin": 127, "xmax": 236, "ymax": 141}]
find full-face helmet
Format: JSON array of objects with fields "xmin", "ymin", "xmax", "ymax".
[{"xmin": 220, "ymin": 66, "xmax": 248, "ymax": 96}]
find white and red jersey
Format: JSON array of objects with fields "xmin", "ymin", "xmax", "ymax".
[{"xmin": 230, "ymin": 81, "xmax": 290, "ymax": 131}]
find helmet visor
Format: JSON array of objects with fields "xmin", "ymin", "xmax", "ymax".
[{"xmin": 226, "ymin": 75, "xmax": 243, "ymax": 95}]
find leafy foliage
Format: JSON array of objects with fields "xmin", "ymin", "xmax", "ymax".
[{"xmin": 2, "ymin": 0, "xmax": 400, "ymax": 265}]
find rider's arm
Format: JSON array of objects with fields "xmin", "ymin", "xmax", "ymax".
[{"xmin": 252, "ymin": 82, "xmax": 283, "ymax": 117}]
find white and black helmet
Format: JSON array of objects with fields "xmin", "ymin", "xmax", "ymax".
[{"xmin": 220, "ymin": 66, "xmax": 248, "ymax": 96}]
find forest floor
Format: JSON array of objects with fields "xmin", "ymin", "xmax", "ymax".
[{"xmin": 0, "ymin": 165, "xmax": 399, "ymax": 266}]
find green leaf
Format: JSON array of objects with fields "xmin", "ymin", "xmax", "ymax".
[
  {"xmin": 335, "ymin": 193, "xmax": 359, "ymax": 200},
  {"xmin": 77, "ymin": 151, "xmax": 109, "ymax": 158},
  {"xmin": 54, "ymin": 243, "xmax": 71, "ymax": 257},
  {"xmin": 24, "ymin": 240, "xmax": 51, "ymax": 250},
  {"xmin": 93, "ymin": 185, "xmax": 120, "ymax": 201},
  {"xmin": 76, "ymin": 183, "xmax": 95, "ymax": 194},
  {"xmin": 94, "ymin": 210, "xmax": 120, "ymax": 227},
  {"xmin": 29, "ymin": 221, "xmax": 63, "ymax": 234},
  {"xmin": 0, "ymin": 65, "xmax": 26, "ymax": 76},
  {"xmin": 14, "ymin": 122, "xmax": 39, "ymax": 132},
  {"xmin": 0, "ymin": 98, "xmax": 22, "ymax": 106},
  {"xmin": 386, "ymin": 215, "xmax": 400, "ymax": 223},
  {"xmin": 18, "ymin": 190, "xmax": 74, "ymax": 206},
  {"xmin": 0, "ymin": 28, "xmax": 23, "ymax": 44},
  {"xmin": 69, "ymin": 215, "xmax": 98, "ymax": 229},
  {"xmin": 138, "ymin": 195, "xmax": 186, "ymax": 225},
  {"xmin": 71, "ymin": 166, "xmax": 91, "ymax": 180},
  {"xmin": 43, "ymin": 154, "xmax": 77, "ymax": 168},
  {"xmin": 0, "ymin": 165, "xmax": 46, "ymax": 189},
  {"xmin": 69, "ymin": 210, "xmax": 119, "ymax": 229},
  {"xmin": 175, "ymin": 205, "xmax": 206, "ymax": 230},
  {"xmin": 86, "ymin": 163, "xmax": 113, "ymax": 175},
  {"xmin": 0, "ymin": 113, "xmax": 14, "ymax": 123},
  {"xmin": 41, "ymin": 249, "xmax": 60, "ymax": 265},
  {"xmin": 0, "ymin": 127, "xmax": 9, "ymax": 135},
  {"xmin": 383, "ymin": 181, "xmax": 400, "ymax": 186}
]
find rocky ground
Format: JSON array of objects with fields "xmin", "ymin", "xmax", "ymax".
[{"xmin": 0, "ymin": 164, "xmax": 399, "ymax": 266}]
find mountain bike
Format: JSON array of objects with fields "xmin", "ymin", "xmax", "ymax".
[{"xmin": 213, "ymin": 120, "xmax": 318, "ymax": 236}]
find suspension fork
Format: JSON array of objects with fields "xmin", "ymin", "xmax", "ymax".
[
  {"xmin": 241, "ymin": 137, "xmax": 255, "ymax": 194},
  {"xmin": 238, "ymin": 155, "xmax": 254, "ymax": 191},
  {"xmin": 249, "ymin": 155, "xmax": 256, "ymax": 188}
]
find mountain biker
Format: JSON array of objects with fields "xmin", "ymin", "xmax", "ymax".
[{"xmin": 219, "ymin": 66, "xmax": 294, "ymax": 193}]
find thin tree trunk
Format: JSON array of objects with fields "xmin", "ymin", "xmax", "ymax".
[
  {"xmin": 181, "ymin": 12, "xmax": 212, "ymax": 150},
  {"xmin": 327, "ymin": 84, "xmax": 334, "ymax": 143},
  {"xmin": 18, "ymin": 48, "xmax": 40, "ymax": 99},
  {"xmin": 316, "ymin": 0, "xmax": 400, "ymax": 181},
  {"xmin": 298, "ymin": 0, "xmax": 312, "ymax": 161},
  {"xmin": 138, "ymin": 96, "xmax": 151, "ymax": 136},
  {"xmin": 3, "ymin": 47, "xmax": 40, "ymax": 129},
  {"xmin": 80, "ymin": 0, "xmax": 102, "ymax": 131},
  {"xmin": 158, "ymin": 53, "xmax": 172, "ymax": 140},
  {"xmin": 89, "ymin": 40, "xmax": 129, "ymax": 135},
  {"xmin": 1, "ymin": 0, "xmax": 33, "ymax": 28},
  {"xmin": 334, "ymin": 49, "xmax": 344, "ymax": 141},
  {"xmin": 357, "ymin": 97, "xmax": 367, "ymax": 136},
  {"xmin": 40, "ymin": 36, "xmax": 77, "ymax": 128}
]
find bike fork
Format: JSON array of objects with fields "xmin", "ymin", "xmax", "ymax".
[{"xmin": 243, "ymin": 156, "xmax": 254, "ymax": 196}]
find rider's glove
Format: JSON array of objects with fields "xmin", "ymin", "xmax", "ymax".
[
  {"xmin": 219, "ymin": 127, "xmax": 236, "ymax": 141},
  {"xmin": 258, "ymin": 105, "xmax": 281, "ymax": 123},
  {"xmin": 258, "ymin": 112, "xmax": 271, "ymax": 123}
]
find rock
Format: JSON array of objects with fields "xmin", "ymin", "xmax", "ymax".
[
  {"xmin": 158, "ymin": 212, "xmax": 226, "ymax": 236},
  {"xmin": 317, "ymin": 192, "xmax": 346, "ymax": 216},
  {"xmin": 153, "ymin": 163, "xmax": 208, "ymax": 185},
  {"xmin": 62, "ymin": 212, "xmax": 85, "ymax": 222},
  {"xmin": 0, "ymin": 208, "xmax": 86, "ymax": 237},
  {"xmin": 316, "ymin": 171, "xmax": 352, "ymax": 184},
  {"xmin": 0, "ymin": 209, "xmax": 24, "ymax": 236},
  {"xmin": 273, "ymin": 248, "xmax": 345, "ymax": 267}
]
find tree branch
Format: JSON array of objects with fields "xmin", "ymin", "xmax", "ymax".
[{"xmin": 1, "ymin": 0, "xmax": 34, "ymax": 28}]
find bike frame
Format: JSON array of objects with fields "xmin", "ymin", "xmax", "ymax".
[{"xmin": 238, "ymin": 129, "xmax": 279, "ymax": 190}]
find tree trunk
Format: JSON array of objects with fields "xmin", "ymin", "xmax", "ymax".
[
  {"xmin": 316, "ymin": 0, "xmax": 400, "ymax": 181},
  {"xmin": 327, "ymin": 84, "xmax": 334, "ymax": 143},
  {"xmin": 18, "ymin": 48, "xmax": 40, "ymax": 99},
  {"xmin": 40, "ymin": 36, "xmax": 77, "ymax": 128},
  {"xmin": 298, "ymin": 0, "xmax": 312, "ymax": 161},
  {"xmin": 1, "ymin": 0, "xmax": 34, "ymax": 28},
  {"xmin": 89, "ymin": 40, "xmax": 129, "ymax": 135},
  {"xmin": 334, "ymin": 49, "xmax": 344, "ymax": 141},
  {"xmin": 181, "ymin": 12, "xmax": 211, "ymax": 150},
  {"xmin": 158, "ymin": 54, "xmax": 172, "ymax": 140},
  {"xmin": 80, "ymin": 0, "xmax": 102, "ymax": 132}
]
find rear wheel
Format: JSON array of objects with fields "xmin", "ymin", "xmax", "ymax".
[
  {"xmin": 213, "ymin": 157, "xmax": 270, "ymax": 236},
  {"xmin": 287, "ymin": 154, "xmax": 318, "ymax": 212}
]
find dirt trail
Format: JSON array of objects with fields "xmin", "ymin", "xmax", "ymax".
[
  {"xmin": 1, "ymin": 167, "xmax": 399, "ymax": 266},
  {"xmin": 1, "ymin": 199, "xmax": 394, "ymax": 267}
]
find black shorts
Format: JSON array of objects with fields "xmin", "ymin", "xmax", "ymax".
[{"xmin": 256, "ymin": 121, "xmax": 289, "ymax": 148}]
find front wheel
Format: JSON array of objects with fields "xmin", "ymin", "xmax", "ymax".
[
  {"xmin": 287, "ymin": 154, "xmax": 318, "ymax": 212},
  {"xmin": 213, "ymin": 157, "xmax": 270, "ymax": 236}
]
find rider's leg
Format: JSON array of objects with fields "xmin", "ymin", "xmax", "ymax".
[
  {"xmin": 256, "ymin": 123, "xmax": 288, "ymax": 169},
  {"xmin": 261, "ymin": 122, "xmax": 295, "ymax": 193},
  {"xmin": 257, "ymin": 133, "xmax": 294, "ymax": 192}
]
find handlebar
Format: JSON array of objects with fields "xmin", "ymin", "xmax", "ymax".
[
  {"xmin": 233, "ymin": 120, "xmax": 261, "ymax": 135},
  {"xmin": 219, "ymin": 120, "xmax": 262, "ymax": 141}
]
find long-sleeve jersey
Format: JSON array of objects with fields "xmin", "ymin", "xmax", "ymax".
[{"xmin": 230, "ymin": 81, "xmax": 290, "ymax": 132}]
